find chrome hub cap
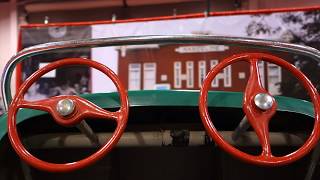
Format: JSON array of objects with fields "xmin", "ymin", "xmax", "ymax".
[
  {"xmin": 254, "ymin": 93, "xmax": 274, "ymax": 110},
  {"xmin": 56, "ymin": 99, "xmax": 75, "ymax": 116}
]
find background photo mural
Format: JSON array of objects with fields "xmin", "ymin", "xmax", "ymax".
[{"xmin": 19, "ymin": 8, "xmax": 320, "ymax": 103}]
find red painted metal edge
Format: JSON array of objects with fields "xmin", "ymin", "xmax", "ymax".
[{"xmin": 20, "ymin": 5, "xmax": 320, "ymax": 28}]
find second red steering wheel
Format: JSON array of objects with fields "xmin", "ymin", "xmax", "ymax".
[{"xmin": 199, "ymin": 53, "xmax": 320, "ymax": 166}]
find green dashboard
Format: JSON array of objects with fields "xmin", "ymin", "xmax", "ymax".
[{"xmin": 0, "ymin": 90, "xmax": 314, "ymax": 141}]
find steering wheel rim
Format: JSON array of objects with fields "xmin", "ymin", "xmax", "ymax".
[
  {"xmin": 199, "ymin": 53, "xmax": 320, "ymax": 166},
  {"xmin": 8, "ymin": 58, "xmax": 129, "ymax": 172}
]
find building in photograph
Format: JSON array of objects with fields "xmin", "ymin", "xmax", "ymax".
[{"xmin": 118, "ymin": 44, "xmax": 288, "ymax": 95}]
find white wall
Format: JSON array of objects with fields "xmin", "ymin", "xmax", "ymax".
[{"xmin": 0, "ymin": 0, "xmax": 17, "ymax": 97}]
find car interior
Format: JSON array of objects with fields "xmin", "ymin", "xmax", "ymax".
[{"xmin": 0, "ymin": 36, "xmax": 320, "ymax": 180}]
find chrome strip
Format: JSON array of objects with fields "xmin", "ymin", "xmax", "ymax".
[{"xmin": 3, "ymin": 35, "xmax": 320, "ymax": 110}]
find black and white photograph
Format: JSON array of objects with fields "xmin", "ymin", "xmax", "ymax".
[{"xmin": 21, "ymin": 26, "xmax": 92, "ymax": 100}]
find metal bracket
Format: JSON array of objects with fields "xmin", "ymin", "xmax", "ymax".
[
  {"xmin": 76, "ymin": 120, "xmax": 100, "ymax": 147},
  {"xmin": 232, "ymin": 116, "xmax": 250, "ymax": 141}
]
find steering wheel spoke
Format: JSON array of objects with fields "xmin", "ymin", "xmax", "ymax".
[
  {"xmin": 245, "ymin": 59, "xmax": 265, "ymax": 92},
  {"xmin": 76, "ymin": 97, "xmax": 120, "ymax": 122},
  {"xmin": 248, "ymin": 115, "xmax": 272, "ymax": 157},
  {"xmin": 18, "ymin": 99, "xmax": 53, "ymax": 113},
  {"xmin": 243, "ymin": 58, "xmax": 277, "ymax": 157}
]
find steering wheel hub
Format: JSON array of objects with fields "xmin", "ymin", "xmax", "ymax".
[
  {"xmin": 56, "ymin": 99, "xmax": 75, "ymax": 117},
  {"xmin": 254, "ymin": 93, "xmax": 274, "ymax": 111}
]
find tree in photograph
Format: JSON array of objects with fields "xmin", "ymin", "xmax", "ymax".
[{"xmin": 246, "ymin": 10, "xmax": 320, "ymax": 99}]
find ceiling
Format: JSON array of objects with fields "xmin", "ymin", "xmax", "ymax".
[
  {"xmin": 17, "ymin": 0, "xmax": 204, "ymax": 6},
  {"xmin": 18, "ymin": 0, "xmax": 204, "ymax": 12}
]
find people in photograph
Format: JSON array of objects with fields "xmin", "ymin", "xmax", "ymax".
[
  {"xmin": 79, "ymin": 74, "xmax": 89, "ymax": 94},
  {"xmin": 40, "ymin": 82, "xmax": 51, "ymax": 95},
  {"xmin": 53, "ymin": 81, "xmax": 77, "ymax": 95},
  {"xmin": 24, "ymin": 83, "xmax": 48, "ymax": 101},
  {"xmin": 74, "ymin": 83, "xmax": 81, "ymax": 94}
]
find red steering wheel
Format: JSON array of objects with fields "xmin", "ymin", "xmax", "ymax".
[
  {"xmin": 199, "ymin": 53, "xmax": 320, "ymax": 166},
  {"xmin": 8, "ymin": 58, "xmax": 129, "ymax": 172}
]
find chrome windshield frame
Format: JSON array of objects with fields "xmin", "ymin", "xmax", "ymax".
[{"xmin": 2, "ymin": 35, "xmax": 320, "ymax": 110}]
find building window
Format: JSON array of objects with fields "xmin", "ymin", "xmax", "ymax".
[
  {"xmin": 186, "ymin": 61, "xmax": 194, "ymax": 88},
  {"xmin": 198, "ymin": 61, "xmax": 206, "ymax": 88},
  {"xmin": 143, "ymin": 63, "xmax": 156, "ymax": 90},
  {"xmin": 128, "ymin": 63, "xmax": 141, "ymax": 90},
  {"xmin": 174, "ymin": 62, "xmax": 182, "ymax": 88},
  {"xmin": 267, "ymin": 63, "xmax": 281, "ymax": 95},
  {"xmin": 224, "ymin": 65, "xmax": 232, "ymax": 87},
  {"xmin": 210, "ymin": 60, "xmax": 219, "ymax": 87},
  {"xmin": 258, "ymin": 61, "xmax": 265, "ymax": 88}
]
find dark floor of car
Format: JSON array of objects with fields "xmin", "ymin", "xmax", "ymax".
[
  {"xmin": 13, "ymin": 106, "xmax": 316, "ymax": 135},
  {"xmin": 1, "ymin": 146, "xmax": 317, "ymax": 180},
  {"xmin": 0, "ymin": 106, "xmax": 318, "ymax": 180}
]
